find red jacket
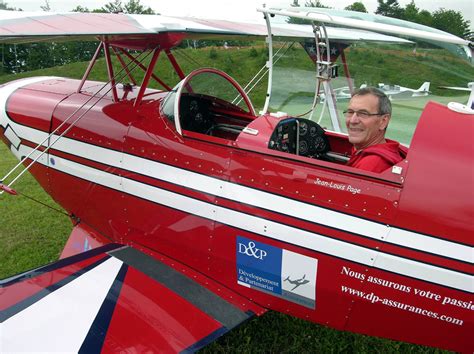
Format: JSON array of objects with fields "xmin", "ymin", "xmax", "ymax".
[{"xmin": 347, "ymin": 140, "xmax": 404, "ymax": 173}]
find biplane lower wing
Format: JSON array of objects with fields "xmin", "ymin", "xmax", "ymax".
[{"xmin": 0, "ymin": 242, "xmax": 265, "ymax": 353}]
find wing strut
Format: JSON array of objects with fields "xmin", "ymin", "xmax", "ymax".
[
  {"xmin": 118, "ymin": 48, "xmax": 171, "ymax": 91},
  {"xmin": 134, "ymin": 47, "xmax": 161, "ymax": 107},
  {"xmin": 261, "ymin": 9, "xmax": 274, "ymax": 114},
  {"xmin": 165, "ymin": 49, "xmax": 186, "ymax": 80},
  {"xmin": 77, "ymin": 42, "xmax": 102, "ymax": 94},
  {"xmin": 103, "ymin": 42, "xmax": 119, "ymax": 102}
]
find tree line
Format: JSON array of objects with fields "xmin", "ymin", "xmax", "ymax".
[
  {"xmin": 291, "ymin": 0, "xmax": 471, "ymax": 39},
  {"xmin": 0, "ymin": 0, "xmax": 471, "ymax": 74}
]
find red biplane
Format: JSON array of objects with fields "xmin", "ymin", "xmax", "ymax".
[{"xmin": 0, "ymin": 7, "xmax": 473, "ymax": 353}]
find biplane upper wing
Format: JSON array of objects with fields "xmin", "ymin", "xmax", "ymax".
[
  {"xmin": 0, "ymin": 240, "xmax": 265, "ymax": 352},
  {"xmin": 0, "ymin": 10, "xmax": 412, "ymax": 45},
  {"xmin": 261, "ymin": 7, "xmax": 472, "ymax": 63},
  {"xmin": 0, "ymin": 10, "xmax": 265, "ymax": 44}
]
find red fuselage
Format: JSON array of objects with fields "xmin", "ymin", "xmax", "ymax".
[{"xmin": 1, "ymin": 77, "xmax": 472, "ymax": 352}]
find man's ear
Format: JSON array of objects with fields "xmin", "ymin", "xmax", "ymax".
[{"xmin": 380, "ymin": 115, "xmax": 390, "ymax": 131}]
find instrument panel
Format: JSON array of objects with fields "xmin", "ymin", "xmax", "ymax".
[{"xmin": 268, "ymin": 117, "xmax": 330, "ymax": 159}]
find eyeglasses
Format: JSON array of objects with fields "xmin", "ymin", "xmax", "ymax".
[{"xmin": 343, "ymin": 109, "xmax": 384, "ymax": 119}]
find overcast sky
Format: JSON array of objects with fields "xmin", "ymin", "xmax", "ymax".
[{"xmin": 8, "ymin": 0, "xmax": 474, "ymax": 24}]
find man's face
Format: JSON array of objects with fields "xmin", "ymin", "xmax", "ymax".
[{"xmin": 345, "ymin": 94, "xmax": 389, "ymax": 150}]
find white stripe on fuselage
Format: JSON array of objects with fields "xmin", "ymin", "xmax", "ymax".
[
  {"xmin": 10, "ymin": 130, "xmax": 468, "ymax": 265},
  {"xmin": 40, "ymin": 134, "xmax": 474, "ymax": 265},
  {"xmin": 1, "ymin": 257, "xmax": 123, "ymax": 352},
  {"xmin": 1, "ymin": 79, "xmax": 472, "ymax": 292}
]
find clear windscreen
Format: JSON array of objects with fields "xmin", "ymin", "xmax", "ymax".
[
  {"xmin": 267, "ymin": 41, "xmax": 317, "ymax": 118},
  {"xmin": 267, "ymin": 29, "xmax": 473, "ymax": 146},
  {"xmin": 181, "ymin": 70, "xmax": 251, "ymax": 112}
]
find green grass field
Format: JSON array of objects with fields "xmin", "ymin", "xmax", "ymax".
[{"xmin": 0, "ymin": 43, "xmax": 466, "ymax": 352}]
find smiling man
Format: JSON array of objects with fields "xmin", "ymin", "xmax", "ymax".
[{"xmin": 344, "ymin": 87, "xmax": 405, "ymax": 173}]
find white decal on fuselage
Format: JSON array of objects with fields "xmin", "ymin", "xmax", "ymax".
[{"xmin": 314, "ymin": 177, "xmax": 361, "ymax": 195}]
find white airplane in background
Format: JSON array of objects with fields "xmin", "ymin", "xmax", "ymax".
[
  {"xmin": 321, "ymin": 81, "xmax": 431, "ymax": 102},
  {"xmin": 375, "ymin": 81, "xmax": 431, "ymax": 98},
  {"xmin": 333, "ymin": 86, "xmax": 352, "ymax": 100},
  {"xmin": 320, "ymin": 86, "xmax": 352, "ymax": 102}
]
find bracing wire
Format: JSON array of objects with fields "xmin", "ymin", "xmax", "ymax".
[{"xmin": 233, "ymin": 42, "xmax": 295, "ymax": 107}]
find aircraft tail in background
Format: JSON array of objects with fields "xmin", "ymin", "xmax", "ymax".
[
  {"xmin": 412, "ymin": 82, "xmax": 430, "ymax": 96},
  {"xmin": 419, "ymin": 82, "xmax": 430, "ymax": 91}
]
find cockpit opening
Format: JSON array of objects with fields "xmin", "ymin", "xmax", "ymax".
[{"xmin": 161, "ymin": 67, "xmax": 256, "ymax": 139}]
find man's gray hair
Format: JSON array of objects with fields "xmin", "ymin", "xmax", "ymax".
[{"xmin": 353, "ymin": 87, "xmax": 392, "ymax": 116}]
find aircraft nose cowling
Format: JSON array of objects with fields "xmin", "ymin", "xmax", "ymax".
[
  {"xmin": 0, "ymin": 76, "xmax": 72, "ymax": 195},
  {"xmin": 0, "ymin": 76, "xmax": 69, "ymax": 151}
]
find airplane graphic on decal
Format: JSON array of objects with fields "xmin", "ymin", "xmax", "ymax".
[{"xmin": 284, "ymin": 274, "xmax": 311, "ymax": 291}]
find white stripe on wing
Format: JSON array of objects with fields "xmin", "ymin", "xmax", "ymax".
[{"xmin": 2, "ymin": 257, "xmax": 123, "ymax": 352}]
